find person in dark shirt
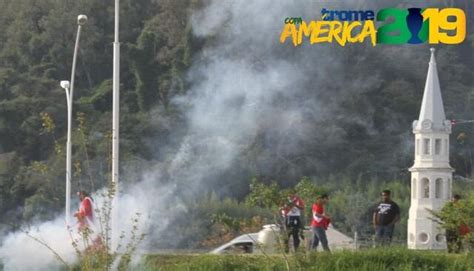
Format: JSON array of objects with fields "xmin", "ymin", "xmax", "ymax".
[
  {"xmin": 280, "ymin": 191, "xmax": 305, "ymax": 253},
  {"xmin": 373, "ymin": 190, "xmax": 400, "ymax": 246}
]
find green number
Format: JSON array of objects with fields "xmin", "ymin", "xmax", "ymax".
[{"xmin": 377, "ymin": 8, "xmax": 411, "ymax": 44}]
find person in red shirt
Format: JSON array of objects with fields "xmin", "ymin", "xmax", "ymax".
[
  {"xmin": 311, "ymin": 194, "xmax": 331, "ymax": 252},
  {"xmin": 74, "ymin": 191, "xmax": 94, "ymax": 232},
  {"xmin": 73, "ymin": 190, "xmax": 104, "ymax": 251},
  {"xmin": 280, "ymin": 191, "xmax": 305, "ymax": 252}
]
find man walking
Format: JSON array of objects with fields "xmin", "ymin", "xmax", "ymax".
[
  {"xmin": 281, "ymin": 191, "xmax": 305, "ymax": 252},
  {"xmin": 373, "ymin": 190, "xmax": 400, "ymax": 246},
  {"xmin": 311, "ymin": 194, "xmax": 331, "ymax": 252}
]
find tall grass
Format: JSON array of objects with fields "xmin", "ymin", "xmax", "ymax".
[{"xmin": 139, "ymin": 248, "xmax": 474, "ymax": 271}]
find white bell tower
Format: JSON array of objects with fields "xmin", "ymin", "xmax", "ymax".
[{"xmin": 408, "ymin": 48, "xmax": 453, "ymax": 250}]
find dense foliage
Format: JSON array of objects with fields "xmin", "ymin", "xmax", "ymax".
[
  {"xmin": 0, "ymin": 0, "xmax": 197, "ymax": 231},
  {"xmin": 431, "ymin": 191, "xmax": 474, "ymax": 248},
  {"xmin": 0, "ymin": 0, "xmax": 473, "ymax": 250}
]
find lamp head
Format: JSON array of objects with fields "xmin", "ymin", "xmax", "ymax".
[
  {"xmin": 60, "ymin": 80, "xmax": 70, "ymax": 89},
  {"xmin": 77, "ymin": 15, "xmax": 88, "ymax": 26}
]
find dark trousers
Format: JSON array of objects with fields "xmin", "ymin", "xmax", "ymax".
[
  {"xmin": 375, "ymin": 224, "xmax": 394, "ymax": 246},
  {"xmin": 311, "ymin": 226, "xmax": 330, "ymax": 252},
  {"xmin": 284, "ymin": 216, "xmax": 301, "ymax": 252}
]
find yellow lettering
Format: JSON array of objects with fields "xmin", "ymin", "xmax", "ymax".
[
  {"xmin": 311, "ymin": 21, "xmax": 331, "ymax": 43},
  {"xmin": 346, "ymin": 21, "xmax": 362, "ymax": 43},
  {"xmin": 438, "ymin": 8, "xmax": 466, "ymax": 44},
  {"xmin": 297, "ymin": 21, "xmax": 317, "ymax": 44},
  {"xmin": 357, "ymin": 20, "xmax": 376, "ymax": 46},
  {"xmin": 280, "ymin": 19, "xmax": 377, "ymax": 46},
  {"xmin": 280, "ymin": 23, "xmax": 298, "ymax": 46},
  {"xmin": 329, "ymin": 21, "xmax": 346, "ymax": 46}
]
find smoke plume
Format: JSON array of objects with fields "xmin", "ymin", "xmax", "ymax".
[{"xmin": 1, "ymin": 0, "xmax": 456, "ymax": 269}]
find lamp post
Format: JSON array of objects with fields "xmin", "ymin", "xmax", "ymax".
[
  {"xmin": 60, "ymin": 14, "xmax": 87, "ymax": 226},
  {"xmin": 111, "ymin": 0, "xmax": 120, "ymax": 251},
  {"xmin": 59, "ymin": 80, "xmax": 71, "ymax": 227}
]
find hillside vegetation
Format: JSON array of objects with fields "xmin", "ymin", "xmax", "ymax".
[{"xmin": 0, "ymin": 0, "xmax": 473, "ymax": 249}]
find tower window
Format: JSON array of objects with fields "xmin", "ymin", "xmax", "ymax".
[
  {"xmin": 423, "ymin": 139, "xmax": 430, "ymax": 155},
  {"xmin": 435, "ymin": 178, "xmax": 442, "ymax": 198},
  {"xmin": 435, "ymin": 139, "xmax": 441, "ymax": 155},
  {"xmin": 419, "ymin": 232, "xmax": 429, "ymax": 243},
  {"xmin": 422, "ymin": 178, "xmax": 430, "ymax": 198}
]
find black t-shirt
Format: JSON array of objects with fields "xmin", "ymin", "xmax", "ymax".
[{"xmin": 374, "ymin": 200, "xmax": 400, "ymax": 226}]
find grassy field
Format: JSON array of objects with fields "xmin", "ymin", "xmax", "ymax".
[{"xmin": 137, "ymin": 248, "xmax": 474, "ymax": 271}]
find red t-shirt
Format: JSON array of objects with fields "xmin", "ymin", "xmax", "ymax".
[
  {"xmin": 78, "ymin": 197, "xmax": 93, "ymax": 222},
  {"xmin": 460, "ymin": 223, "xmax": 471, "ymax": 236},
  {"xmin": 311, "ymin": 203, "xmax": 329, "ymax": 229}
]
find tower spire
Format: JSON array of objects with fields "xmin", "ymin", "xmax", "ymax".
[
  {"xmin": 408, "ymin": 48, "xmax": 453, "ymax": 250},
  {"xmin": 416, "ymin": 48, "xmax": 446, "ymax": 131}
]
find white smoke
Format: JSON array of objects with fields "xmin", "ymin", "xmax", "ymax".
[
  {"xmin": 134, "ymin": 0, "xmax": 319, "ymax": 245},
  {"xmin": 0, "ymin": 2, "xmax": 361, "ymax": 267},
  {"xmin": 0, "ymin": 217, "xmax": 76, "ymax": 271},
  {"xmin": 1, "ymin": 0, "xmax": 445, "ymax": 269},
  {"xmin": 0, "ymin": 187, "xmax": 156, "ymax": 270}
]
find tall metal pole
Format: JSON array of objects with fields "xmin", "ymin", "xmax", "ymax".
[
  {"xmin": 111, "ymin": 0, "xmax": 120, "ymax": 251},
  {"xmin": 65, "ymin": 85, "xmax": 72, "ymax": 226},
  {"xmin": 65, "ymin": 15, "xmax": 87, "ymax": 226}
]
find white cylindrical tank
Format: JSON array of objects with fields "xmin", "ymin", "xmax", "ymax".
[{"xmin": 256, "ymin": 224, "xmax": 281, "ymax": 254}]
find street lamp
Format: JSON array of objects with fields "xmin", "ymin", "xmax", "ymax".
[
  {"xmin": 59, "ymin": 80, "xmax": 72, "ymax": 227},
  {"xmin": 111, "ymin": 0, "xmax": 120, "ymax": 252},
  {"xmin": 60, "ymin": 14, "xmax": 87, "ymax": 226}
]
